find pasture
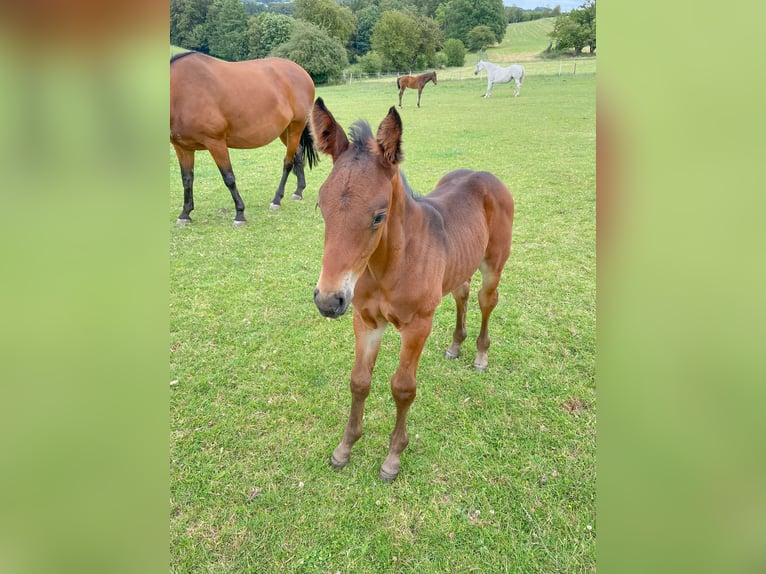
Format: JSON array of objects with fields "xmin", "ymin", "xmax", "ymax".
[{"xmin": 170, "ymin": 70, "xmax": 595, "ymax": 572}]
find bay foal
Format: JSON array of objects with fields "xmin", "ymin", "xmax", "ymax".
[{"xmin": 311, "ymin": 98, "xmax": 514, "ymax": 481}]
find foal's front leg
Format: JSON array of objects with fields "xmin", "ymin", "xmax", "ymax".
[
  {"xmin": 331, "ymin": 313, "xmax": 387, "ymax": 469},
  {"xmin": 379, "ymin": 316, "xmax": 433, "ymax": 482}
]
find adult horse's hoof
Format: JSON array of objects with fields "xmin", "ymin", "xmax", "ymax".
[
  {"xmin": 290, "ymin": 193, "xmax": 303, "ymax": 201},
  {"xmin": 232, "ymin": 219, "xmax": 247, "ymax": 227},
  {"xmin": 330, "ymin": 454, "xmax": 348, "ymax": 470},
  {"xmin": 445, "ymin": 348, "xmax": 460, "ymax": 360},
  {"xmin": 176, "ymin": 218, "xmax": 191, "ymax": 226},
  {"xmin": 473, "ymin": 361, "xmax": 488, "ymax": 372},
  {"xmin": 378, "ymin": 467, "xmax": 398, "ymax": 483},
  {"xmin": 269, "ymin": 202, "xmax": 281, "ymax": 211}
]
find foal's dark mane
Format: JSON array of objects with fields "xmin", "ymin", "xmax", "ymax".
[{"xmin": 348, "ymin": 120, "xmax": 416, "ymax": 198}]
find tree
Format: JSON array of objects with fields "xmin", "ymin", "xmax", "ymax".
[
  {"xmin": 295, "ymin": 0, "xmax": 356, "ymax": 46},
  {"xmin": 436, "ymin": 0, "xmax": 505, "ymax": 47},
  {"xmin": 271, "ymin": 20, "xmax": 349, "ymax": 83},
  {"xmin": 414, "ymin": 17, "xmax": 443, "ymax": 68},
  {"xmin": 349, "ymin": 5, "xmax": 381, "ymax": 59},
  {"xmin": 205, "ymin": 0, "xmax": 249, "ymax": 61},
  {"xmin": 371, "ymin": 10, "xmax": 420, "ymax": 72},
  {"xmin": 248, "ymin": 12, "xmax": 293, "ymax": 59},
  {"xmin": 171, "ymin": 0, "xmax": 213, "ymax": 53},
  {"xmin": 442, "ymin": 38, "xmax": 466, "ymax": 67},
  {"xmin": 549, "ymin": 0, "xmax": 595, "ymax": 55},
  {"xmin": 466, "ymin": 25, "xmax": 496, "ymax": 52}
]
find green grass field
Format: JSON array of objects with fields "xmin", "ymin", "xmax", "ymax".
[{"xmin": 170, "ymin": 22, "xmax": 595, "ymax": 573}]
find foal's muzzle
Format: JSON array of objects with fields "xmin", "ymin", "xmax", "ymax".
[{"xmin": 314, "ymin": 288, "xmax": 351, "ymax": 319}]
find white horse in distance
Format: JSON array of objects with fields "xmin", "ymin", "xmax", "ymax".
[{"xmin": 474, "ymin": 60, "xmax": 525, "ymax": 98}]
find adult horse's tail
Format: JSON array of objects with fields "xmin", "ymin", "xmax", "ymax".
[
  {"xmin": 520, "ymin": 66, "xmax": 525, "ymax": 84},
  {"xmin": 301, "ymin": 123, "xmax": 320, "ymax": 170},
  {"xmin": 396, "ymin": 76, "xmax": 402, "ymax": 90}
]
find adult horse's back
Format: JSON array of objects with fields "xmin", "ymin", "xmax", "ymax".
[{"xmin": 170, "ymin": 52, "xmax": 318, "ymax": 225}]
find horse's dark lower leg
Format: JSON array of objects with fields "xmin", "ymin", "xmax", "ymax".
[
  {"xmin": 220, "ymin": 167, "xmax": 246, "ymax": 224},
  {"xmin": 269, "ymin": 160, "xmax": 294, "ymax": 209},
  {"xmin": 446, "ymin": 281, "xmax": 470, "ymax": 359},
  {"xmin": 290, "ymin": 145, "xmax": 306, "ymax": 200},
  {"xmin": 178, "ymin": 166, "xmax": 194, "ymax": 223},
  {"xmin": 174, "ymin": 147, "xmax": 195, "ymax": 224}
]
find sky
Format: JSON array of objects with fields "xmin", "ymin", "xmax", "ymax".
[{"xmin": 502, "ymin": 0, "xmax": 583, "ymax": 12}]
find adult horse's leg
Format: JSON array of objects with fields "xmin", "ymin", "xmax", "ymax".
[
  {"xmin": 332, "ymin": 315, "xmax": 387, "ymax": 470},
  {"xmin": 445, "ymin": 281, "xmax": 470, "ymax": 359},
  {"xmin": 290, "ymin": 144, "xmax": 306, "ymax": 201},
  {"xmin": 513, "ymin": 79, "xmax": 521, "ymax": 97},
  {"xmin": 206, "ymin": 141, "xmax": 246, "ymax": 226},
  {"xmin": 379, "ymin": 316, "xmax": 432, "ymax": 482},
  {"xmin": 269, "ymin": 124, "xmax": 303, "ymax": 210},
  {"xmin": 173, "ymin": 145, "xmax": 195, "ymax": 225},
  {"xmin": 416, "ymin": 87, "xmax": 422, "ymax": 108},
  {"xmin": 484, "ymin": 80, "xmax": 494, "ymax": 98},
  {"xmin": 398, "ymin": 86, "xmax": 405, "ymax": 108}
]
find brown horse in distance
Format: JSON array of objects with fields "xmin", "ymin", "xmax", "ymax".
[
  {"xmin": 310, "ymin": 97, "xmax": 514, "ymax": 481},
  {"xmin": 397, "ymin": 71, "xmax": 437, "ymax": 108},
  {"xmin": 170, "ymin": 52, "xmax": 318, "ymax": 225}
]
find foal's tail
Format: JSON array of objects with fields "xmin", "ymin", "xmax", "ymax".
[{"xmin": 301, "ymin": 123, "xmax": 320, "ymax": 170}]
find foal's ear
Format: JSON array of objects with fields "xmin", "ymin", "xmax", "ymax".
[
  {"xmin": 311, "ymin": 98, "xmax": 349, "ymax": 163},
  {"xmin": 376, "ymin": 106, "xmax": 404, "ymax": 167}
]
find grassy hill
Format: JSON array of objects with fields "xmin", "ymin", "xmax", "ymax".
[{"xmin": 491, "ymin": 18, "xmax": 556, "ymax": 61}]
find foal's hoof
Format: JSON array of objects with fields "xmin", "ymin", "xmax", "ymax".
[
  {"xmin": 330, "ymin": 454, "xmax": 348, "ymax": 470},
  {"xmin": 290, "ymin": 193, "xmax": 303, "ymax": 201},
  {"xmin": 269, "ymin": 202, "xmax": 281, "ymax": 211},
  {"xmin": 232, "ymin": 219, "xmax": 247, "ymax": 227},
  {"xmin": 176, "ymin": 218, "xmax": 191, "ymax": 226},
  {"xmin": 473, "ymin": 360, "xmax": 488, "ymax": 372},
  {"xmin": 445, "ymin": 349, "xmax": 460, "ymax": 360},
  {"xmin": 378, "ymin": 467, "xmax": 399, "ymax": 483}
]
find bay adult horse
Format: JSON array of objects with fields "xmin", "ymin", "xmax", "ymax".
[
  {"xmin": 170, "ymin": 52, "xmax": 319, "ymax": 225},
  {"xmin": 310, "ymin": 98, "xmax": 514, "ymax": 482},
  {"xmin": 474, "ymin": 60, "xmax": 525, "ymax": 98},
  {"xmin": 397, "ymin": 71, "xmax": 437, "ymax": 108}
]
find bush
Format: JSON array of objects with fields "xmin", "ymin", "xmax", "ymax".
[
  {"xmin": 357, "ymin": 51, "xmax": 383, "ymax": 75},
  {"xmin": 271, "ymin": 20, "xmax": 348, "ymax": 84},
  {"xmin": 433, "ymin": 51, "xmax": 448, "ymax": 69},
  {"xmin": 443, "ymin": 38, "xmax": 466, "ymax": 67},
  {"xmin": 466, "ymin": 25, "xmax": 496, "ymax": 52}
]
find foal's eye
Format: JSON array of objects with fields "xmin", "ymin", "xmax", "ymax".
[{"xmin": 371, "ymin": 211, "xmax": 387, "ymax": 228}]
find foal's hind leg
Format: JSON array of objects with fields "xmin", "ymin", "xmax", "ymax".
[
  {"xmin": 173, "ymin": 145, "xmax": 195, "ymax": 225},
  {"xmin": 445, "ymin": 281, "xmax": 470, "ymax": 359},
  {"xmin": 474, "ymin": 261, "xmax": 503, "ymax": 371}
]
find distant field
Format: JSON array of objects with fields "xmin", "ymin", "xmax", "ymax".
[{"xmin": 170, "ymin": 19, "xmax": 595, "ymax": 574}]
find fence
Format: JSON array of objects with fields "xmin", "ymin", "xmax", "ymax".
[{"xmin": 339, "ymin": 57, "xmax": 596, "ymax": 85}]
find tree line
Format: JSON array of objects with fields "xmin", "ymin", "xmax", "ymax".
[{"xmin": 170, "ymin": 0, "xmax": 593, "ymax": 83}]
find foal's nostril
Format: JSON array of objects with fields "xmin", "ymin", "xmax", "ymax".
[
  {"xmin": 336, "ymin": 295, "xmax": 344, "ymax": 310},
  {"xmin": 314, "ymin": 287, "xmax": 319, "ymax": 300}
]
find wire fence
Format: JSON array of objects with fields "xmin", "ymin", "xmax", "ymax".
[{"xmin": 338, "ymin": 57, "xmax": 596, "ymax": 85}]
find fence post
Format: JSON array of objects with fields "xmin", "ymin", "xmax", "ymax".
[
  {"xmin": 559, "ymin": 60, "xmax": 562, "ymax": 76},
  {"xmin": 573, "ymin": 62, "xmax": 577, "ymax": 76}
]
